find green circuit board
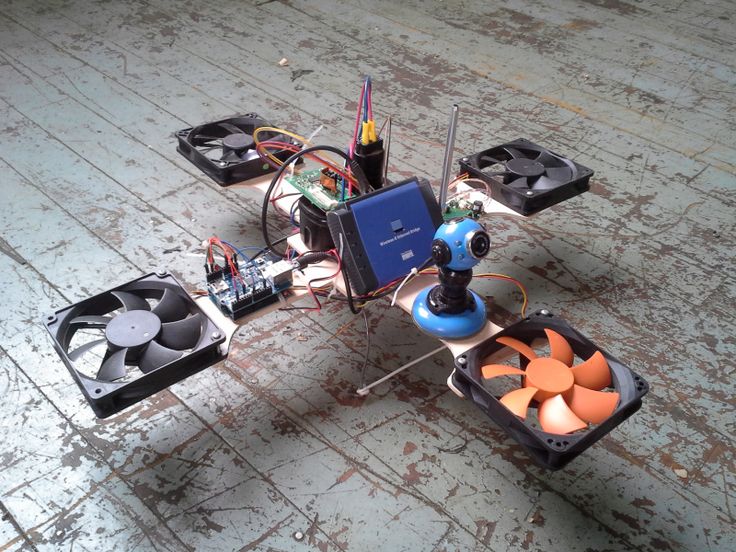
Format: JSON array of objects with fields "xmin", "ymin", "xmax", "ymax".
[
  {"xmin": 284, "ymin": 169, "xmax": 354, "ymax": 211},
  {"xmin": 443, "ymin": 199, "xmax": 473, "ymax": 221}
]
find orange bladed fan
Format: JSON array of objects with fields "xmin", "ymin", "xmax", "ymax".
[{"xmin": 481, "ymin": 329, "xmax": 620, "ymax": 434}]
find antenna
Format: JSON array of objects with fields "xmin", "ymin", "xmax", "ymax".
[{"xmin": 438, "ymin": 104, "xmax": 459, "ymax": 212}]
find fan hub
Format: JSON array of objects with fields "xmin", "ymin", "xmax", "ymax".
[
  {"xmin": 524, "ymin": 358, "xmax": 574, "ymax": 398},
  {"xmin": 105, "ymin": 311, "xmax": 161, "ymax": 349},
  {"xmin": 222, "ymin": 133, "xmax": 254, "ymax": 152},
  {"xmin": 506, "ymin": 158, "xmax": 545, "ymax": 178}
]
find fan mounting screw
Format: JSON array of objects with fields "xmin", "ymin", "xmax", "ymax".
[
  {"xmin": 540, "ymin": 309, "xmax": 550, "ymax": 316},
  {"xmin": 525, "ymin": 190, "xmax": 534, "ymax": 196},
  {"xmin": 211, "ymin": 331, "xmax": 222, "ymax": 340},
  {"xmin": 457, "ymin": 356, "xmax": 467, "ymax": 365},
  {"xmin": 156, "ymin": 270, "xmax": 167, "ymax": 277},
  {"xmin": 293, "ymin": 531, "xmax": 304, "ymax": 541},
  {"xmin": 219, "ymin": 161, "xmax": 226, "ymax": 166},
  {"xmin": 462, "ymin": 157, "xmax": 468, "ymax": 162}
]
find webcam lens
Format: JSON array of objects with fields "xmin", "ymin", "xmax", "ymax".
[{"xmin": 469, "ymin": 231, "xmax": 490, "ymax": 258}]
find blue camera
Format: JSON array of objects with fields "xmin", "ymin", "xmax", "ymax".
[
  {"xmin": 431, "ymin": 218, "xmax": 490, "ymax": 271},
  {"xmin": 411, "ymin": 217, "xmax": 491, "ymax": 339}
]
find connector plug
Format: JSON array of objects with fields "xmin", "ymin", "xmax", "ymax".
[{"xmin": 353, "ymin": 137, "xmax": 385, "ymax": 190}]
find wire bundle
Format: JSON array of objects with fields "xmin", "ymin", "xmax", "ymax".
[
  {"xmin": 205, "ymin": 236, "xmax": 245, "ymax": 285},
  {"xmin": 350, "ymin": 76, "xmax": 378, "ymax": 153},
  {"xmin": 260, "ymin": 145, "xmax": 370, "ymax": 258},
  {"xmin": 286, "ymin": 249, "xmax": 342, "ymax": 312},
  {"xmin": 254, "ymin": 133, "xmax": 361, "ymax": 195}
]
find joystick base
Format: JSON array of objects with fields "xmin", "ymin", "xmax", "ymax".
[{"xmin": 411, "ymin": 287, "xmax": 486, "ymax": 339}]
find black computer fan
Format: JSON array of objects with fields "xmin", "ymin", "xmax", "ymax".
[
  {"xmin": 458, "ymin": 138, "xmax": 593, "ymax": 215},
  {"xmin": 450, "ymin": 310, "xmax": 648, "ymax": 469},
  {"xmin": 43, "ymin": 272, "xmax": 226, "ymax": 418},
  {"xmin": 176, "ymin": 113, "xmax": 297, "ymax": 186}
]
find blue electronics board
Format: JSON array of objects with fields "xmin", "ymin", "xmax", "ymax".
[{"xmin": 326, "ymin": 177, "xmax": 443, "ymax": 294}]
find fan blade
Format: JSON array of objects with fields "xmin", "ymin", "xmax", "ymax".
[
  {"xmin": 535, "ymin": 150, "xmax": 565, "ymax": 168},
  {"xmin": 538, "ymin": 150, "xmax": 579, "ymax": 177},
  {"xmin": 218, "ymin": 122, "xmax": 246, "ymax": 135},
  {"xmin": 567, "ymin": 384, "xmax": 619, "ymax": 424},
  {"xmin": 496, "ymin": 337, "xmax": 537, "ymax": 361},
  {"xmin": 544, "ymin": 329, "xmax": 574, "ymax": 366},
  {"xmin": 151, "ymin": 288, "xmax": 190, "ymax": 323},
  {"xmin": 538, "ymin": 394, "xmax": 587, "ymax": 434},
  {"xmin": 479, "ymin": 154, "xmax": 502, "ymax": 167},
  {"xmin": 138, "ymin": 341, "xmax": 183, "ymax": 374},
  {"xmin": 112, "ymin": 291, "xmax": 150, "ymax": 312},
  {"xmin": 482, "ymin": 364, "xmax": 524, "ymax": 379},
  {"xmin": 97, "ymin": 348, "xmax": 128, "ymax": 381},
  {"xmin": 544, "ymin": 166, "xmax": 574, "ymax": 182},
  {"xmin": 504, "ymin": 147, "xmax": 525, "ymax": 159},
  {"xmin": 220, "ymin": 150, "xmax": 244, "ymax": 162},
  {"xmin": 194, "ymin": 135, "xmax": 224, "ymax": 142},
  {"xmin": 68, "ymin": 338, "xmax": 106, "ymax": 361},
  {"xmin": 499, "ymin": 387, "xmax": 538, "ymax": 419},
  {"xmin": 507, "ymin": 177, "xmax": 529, "ymax": 189},
  {"xmin": 159, "ymin": 314, "xmax": 203, "ymax": 350},
  {"xmin": 69, "ymin": 315, "xmax": 112, "ymax": 328},
  {"xmin": 570, "ymin": 351, "xmax": 611, "ymax": 390},
  {"xmin": 530, "ymin": 176, "xmax": 561, "ymax": 191}
]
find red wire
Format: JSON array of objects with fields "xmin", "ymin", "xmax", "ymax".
[
  {"xmin": 256, "ymin": 141, "xmax": 358, "ymax": 188},
  {"xmin": 208, "ymin": 237, "xmax": 244, "ymax": 285},
  {"xmin": 257, "ymin": 140, "xmax": 358, "ymax": 197},
  {"xmin": 259, "ymin": 141, "xmax": 351, "ymax": 179},
  {"xmin": 297, "ymin": 249, "xmax": 342, "ymax": 311},
  {"xmin": 349, "ymin": 81, "xmax": 366, "ymax": 159}
]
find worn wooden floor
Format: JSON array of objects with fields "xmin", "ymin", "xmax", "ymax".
[{"xmin": 0, "ymin": 0, "xmax": 734, "ymax": 550}]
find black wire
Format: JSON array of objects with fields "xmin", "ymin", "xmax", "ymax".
[
  {"xmin": 261, "ymin": 145, "xmax": 370, "ymax": 256},
  {"xmin": 334, "ymin": 233, "xmax": 361, "ymax": 314},
  {"xmin": 250, "ymin": 234, "xmax": 291, "ymax": 261},
  {"xmin": 345, "ymin": 256, "xmax": 434, "ymax": 306},
  {"xmin": 294, "ymin": 250, "xmax": 334, "ymax": 269},
  {"xmin": 289, "ymin": 196, "xmax": 300, "ymax": 228},
  {"xmin": 281, "ymin": 250, "xmax": 341, "ymax": 311},
  {"xmin": 318, "ymin": 268, "xmax": 425, "ymax": 306},
  {"xmin": 341, "ymin": 262, "xmax": 361, "ymax": 314}
]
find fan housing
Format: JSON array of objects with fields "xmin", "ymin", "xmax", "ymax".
[
  {"xmin": 451, "ymin": 310, "xmax": 648, "ymax": 469},
  {"xmin": 458, "ymin": 138, "xmax": 593, "ymax": 215},
  {"xmin": 43, "ymin": 272, "xmax": 227, "ymax": 418},
  {"xmin": 176, "ymin": 113, "xmax": 299, "ymax": 186}
]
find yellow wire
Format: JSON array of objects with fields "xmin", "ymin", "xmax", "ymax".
[
  {"xmin": 253, "ymin": 126, "xmax": 341, "ymax": 166},
  {"xmin": 475, "ymin": 273, "xmax": 528, "ymax": 317},
  {"xmin": 253, "ymin": 127, "xmax": 339, "ymax": 167}
]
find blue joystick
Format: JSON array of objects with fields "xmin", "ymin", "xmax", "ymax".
[{"xmin": 412, "ymin": 218, "xmax": 490, "ymax": 339}]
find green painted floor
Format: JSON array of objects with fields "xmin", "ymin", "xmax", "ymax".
[{"xmin": 0, "ymin": 0, "xmax": 734, "ymax": 550}]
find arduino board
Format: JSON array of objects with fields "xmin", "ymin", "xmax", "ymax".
[{"xmin": 206, "ymin": 256, "xmax": 293, "ymax": 320}]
